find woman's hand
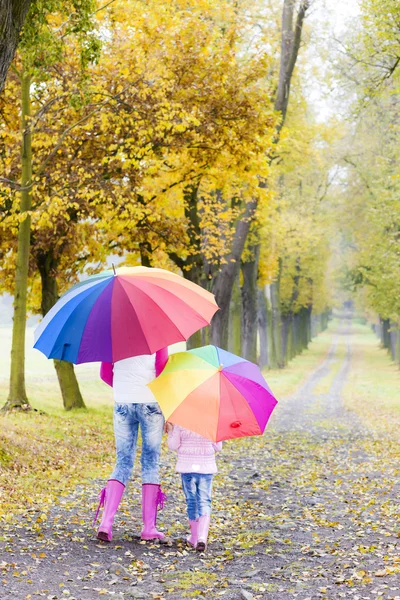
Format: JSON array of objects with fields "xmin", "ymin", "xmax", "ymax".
[{"xmin": 164, "ymin": 421, "xmax": 173, "ymax": 433}]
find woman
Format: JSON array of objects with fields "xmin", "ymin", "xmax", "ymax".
[{"xmin": 94, "ymin": 348, "xmax": 168, "ymax": 542}]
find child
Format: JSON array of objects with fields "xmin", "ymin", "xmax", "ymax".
[{"xmin": 166, "ymin": 423, "xmax": 222, "ymax": 552}]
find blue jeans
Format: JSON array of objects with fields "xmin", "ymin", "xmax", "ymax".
[
  {"xmin": 110, "ymin": 403, "xmax": 164, "ymax": 486},
  {"xmin": 181, "ymin": 473, "xmax": 213, "ymax": 521}
]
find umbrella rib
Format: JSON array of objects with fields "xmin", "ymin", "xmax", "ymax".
[
  {"xmin": 222, "ymin": 373, "xmax": 272, "ymax": 432},
  {"xmin": 44, "ymin": 280, "xmax": 111, "ymax": 362},
  {"xmin": 34, "ymin": 277, "xmax": 110, "ymax": 343},
  {"xmin": 113, "ymin": 279, "xmax": 152, "ymax": 356},
  {"xmin": 218, "ymin": 373, "xmax": 264, "ymax": 440}
]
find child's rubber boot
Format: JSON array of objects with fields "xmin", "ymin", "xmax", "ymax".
[
  {"xmin": 140, "ymin": 483, "xmax": 166, "ymax": 540},
  {"xmin": 187, "ymin": 519, "xmax": 198, "ymax": 547},
  {"xmin": 94, "ymin": 479, "xmax": 125, "ymax": 542},
  {"xmin": 196, "ymin": 514, "xmax": 210, "ymax": 552}
]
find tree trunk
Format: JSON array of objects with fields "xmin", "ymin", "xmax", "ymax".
[
  {"xmin": 397, "ymin": 327, "xmax": 400, "ymax": 367},
  {"xmin": 257, "ymin": 287, "xmax": 269, "ymax": 369},
  {"xmin": 228, "ymin": 275, "xmax": 241, "ymax": 355},
  {"xmin": 270, "ymin": 281, "xmax": 283, "ymax": 368},
  {"xmin": 289, "ymin": 313, "xmax": 295, "ymax": 360},
  {"xmin": 37, "ymin": 251, "xmax": 86, "ymax": 410},
  {"xmin": 274, "ymin": 0, "xmax": 310, "ymax": 122},
  {"xmin": 381, "ymin": 318, "xmax": 390, "ymax": 351},
  {"xmin": 296, "ymin": 307, "xmax": 308, "ymax": 352},
  {"xmin": 307, "ymin": 306, "xmax": 312, "ymax": 345},
  {"xmin": 240, "ymin": 246, "xmax": 260, "ymax": 362},
  {"xmin": 139, "ymin": 240, "xmax": 152, "ymax": 268},
  {"xmin": 292, "ymin": 313, "xmax": 298, "ymax": 355},
  {"xmin": 0, "ymin": 0, "xmax": 32, "ymax": 92},
  {"xmin": 281, "ymin": 313, "xmax": 290, "ymax": 366},
  {"xmin": 389, "ymin": 320, "xmax": 396, "ymax": 361},
  {"xmin": 285, "ymin": 312, "xmax": 294, "ymax": 361},
  {"xmin": 53, "ymin": 359, "xmax": 86, "ymax": 410},
  {"xmin": 168, "ymin": 182, "xmax": 205, "ymax": 349},
  {"xmin": 321, "ymin": 310, "xmax": 329, "ymax": 331},
  {"xmin": 3, "ymin": 73, "xmax": 32, "ymax": 410},
  {"xmin": 211, "ymin": 200, "xmax": 257, "ymax": 348},
  {"xmin": 183, "ymin": 264, "xmax": 203, "ymax": 350}
]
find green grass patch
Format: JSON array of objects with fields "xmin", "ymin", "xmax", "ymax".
[
  {"xmin": 343, "ymin": 321, "xmax": 400, "ymax": 430},
  {"xmin": 0, "ymin": 404, "xmax": 115, "ymax": 522},
  {"xmin": 265, "ymin": 320, "xmax": 336, "ymax": 398}
]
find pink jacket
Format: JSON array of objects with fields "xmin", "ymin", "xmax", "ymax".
[
  {"xmin": 100, "ymin": 347, "xmax": 168, "ymax": 387},
  {"xmin": 168, "ymin": 425, "xmax": 222, "ymax": 474}
]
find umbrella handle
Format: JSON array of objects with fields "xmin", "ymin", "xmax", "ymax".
[{"xmin": 61, "ymin": 343, "xmax": 71, "ymax": 361}]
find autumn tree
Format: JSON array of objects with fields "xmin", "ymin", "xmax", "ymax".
[
  {"xmin": 82, "ymin": 0, "xmax": 278, "ymax": 349},
  {"xmin": 0, "ymin": 0, "xmax": 100, "ymax": 410},
  {"xmin": 235, "ymin": 0, "xmax": 311, "ymax": 363},
  {"xmin": 0, "ymin": 62, "xmax": 116, "ymax": 408}
]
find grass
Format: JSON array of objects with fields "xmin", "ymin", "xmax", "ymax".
[
  {"xmin": 164, "ymin": 571, "xmax": 217, "ymax": 594},
  {"xmin": 0, "ymin": 326, "xmax": 117, "ymax": 521},
  {"xmin": 265, "ymin": 320, "xmax": 335, "ymax": 398},
  {"xmin": 0, "ymin": 326, "xmax": 183, "ymax": 522},
  {"xmin": 343, "ymin": 321, "xmax": 400, "ymax": 431}
]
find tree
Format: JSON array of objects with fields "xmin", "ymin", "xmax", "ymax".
[
  {"xmin": 237, "ymin": 0, "xmax": 311, "ymax": 362},
  {"xmin": 356, "ymin": 0, "xmax": 400, "ymax": 93},
  {"xmin": 1, "ymin": 0, "xmax": 100, "ymax": 410},
  {"xmin": 338, "ymin": 92, "xmax": 400, "ymax": 349},
  {"xmin": 88, "ymin": 0, "xmax": 278, "ymax": 355},
  {"xmin": 334, "ymin": 2, "xmax": 400, "ymax": 362}
]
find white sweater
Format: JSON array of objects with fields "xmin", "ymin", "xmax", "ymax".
[{"xmin": 113, "ymin": 354, "xmax": 157, "ymax": 404}]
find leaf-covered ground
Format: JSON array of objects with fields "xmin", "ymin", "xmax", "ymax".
[{"xmin": 1, "ymin": 317, "xmax": 399, "ymax": 599}]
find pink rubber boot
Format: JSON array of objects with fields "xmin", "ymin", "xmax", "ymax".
[
  {"xmin": 140, "ymin": 484, "xmax": 166, "ymax": 540},
  {"xmin": 187, "ymin": 520, "xmax": 198, "ymax": 547},
  {"xmin": 196, "ymin": 514, "xmax": 211, "ymax": 552},
  {"xmin": 94, "ymin": 479, "xmax": 125, "ymax": 542}
]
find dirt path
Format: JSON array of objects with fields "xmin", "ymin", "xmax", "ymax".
[{"xmin": 1, "ymin": 319, "xmax": 399, "ymax": 600}]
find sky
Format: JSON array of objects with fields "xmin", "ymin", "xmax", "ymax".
[
  {"xmin": 305, "ymin": 0, "xmax": 361, "ymax": 120},
  {"xmin": 326, "ymin": 0, "xmax": 360, "ymax": 34}
]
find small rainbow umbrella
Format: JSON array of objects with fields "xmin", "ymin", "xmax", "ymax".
[
  {"xmin": 34, "ymin": 267, "xmax": 218, "ymax": 364},
  {"xmin": 148, "ymin": 345, "xmax": 278, "ymax": 442}
]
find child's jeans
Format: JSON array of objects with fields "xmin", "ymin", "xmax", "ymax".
[
  {"xmin": 110, "ymin": 403, "xmax": 164, "ymax": 486},
  {"xmin": 181, "ymin": 473, "xmax": 213, "ymax": 520}
]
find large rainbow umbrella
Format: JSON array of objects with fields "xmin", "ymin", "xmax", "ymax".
[
  {"xmin": 148, "ymin": 345, "xmax": 278, "ymax": 442},
  {"xmin": 34, "ymin": 267, "xmax": 218, "ymax": 364}
]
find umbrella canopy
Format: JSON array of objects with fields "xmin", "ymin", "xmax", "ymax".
[
  {"xmin": 148, "ymin": 345, "xmax": 278, "ymax": 442},
  {"xmin": 34, "ymin": 267, "xmax": 218, "ymax": 364}
]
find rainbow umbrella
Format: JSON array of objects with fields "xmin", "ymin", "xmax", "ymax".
[
  {"xmin": 148, "ymin": 345, "xmax": 278, "ymax": 442},
  {"xmin": 33, "ymin": 267, "xmax": 218, "ymax": 364}
]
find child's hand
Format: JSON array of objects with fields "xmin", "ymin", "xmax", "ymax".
[{"xmin": 164, "ymin": 421, "xmax": 173, "ymax": 434}]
